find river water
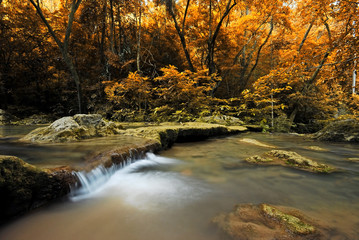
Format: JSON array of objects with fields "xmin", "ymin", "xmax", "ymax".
[{"xmin": 0, "ymin": 126, "xmax": 359, "ymax": 240}]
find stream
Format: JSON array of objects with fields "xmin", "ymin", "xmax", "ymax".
[{"xmin": 0, "ymin": 126, "xmax": 359, "ymax": 239}]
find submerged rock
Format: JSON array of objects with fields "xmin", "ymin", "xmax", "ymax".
[
  {"xmin": 212, "ymin": 203, "xmax": 326, "ymax": 240},
  {"xmin": 245, "ymin": 150, "xmax": 335, "ymax": 173},
  {"xmin": 239, "ymin": 138, "xmax": 276, "ymax": 148},
  {"xmin": 0, "ymin": 155, "xmax": 76, "ymax": 223},
  {"xmin": 313, "ymin": 119, "xmax": 359, "ymax": 142},
  {"xmin": 21, "ymin": 114, "xmax": 123, "ymax": 143}
]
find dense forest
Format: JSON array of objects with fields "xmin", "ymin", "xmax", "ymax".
[{"xmin": 1, "ymin": 0, "xmax": 358, "ymax": 131}]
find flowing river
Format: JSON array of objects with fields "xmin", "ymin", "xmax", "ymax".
[{"xmin": 0, "ymin": 126, "xmax": 359, "ymax": 239}]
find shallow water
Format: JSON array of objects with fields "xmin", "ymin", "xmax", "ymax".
[
  {"xmin": 0, "ymin": 126, "xmax": 148, "ymax": 168},
  {"xmin": 1, "ymin": 131, "xmax": 359, "ymax": 239}
]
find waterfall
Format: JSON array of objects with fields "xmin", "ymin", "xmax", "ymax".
[{"xmin": 69, "ymin": 152, "xmax": 180, "ymax": 201}]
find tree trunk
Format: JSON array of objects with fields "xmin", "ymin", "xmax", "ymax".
[
  {"xmin": 100, "ymin": 0, "xmax": 107, "ymax": 65},
  {"xmin": 206, "ymin": 0, "xmax": 237, "ymax": 75},
  {"xmin": 167, "ymin": 0, "xmax": 195, "ymax": 72},
  {"xmin": 137, "ymin": 0, "xmax": 142, "ymax": 72},
  {"xmin": 28, "ymin": 0, "xmax": 83, "ymax": 113},
  {"xmin": 109, "ymin": 0, "xmax": 117, "ymax": 54}
]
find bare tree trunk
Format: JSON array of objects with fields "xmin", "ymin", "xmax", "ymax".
[
  {"xmin": 100, "ymin": 0, "xmax": 107, "ymax": 65},
  {"xmin": 29, "ymin": 0, "xmax": 83, "ymax": 113},
  {"xmin": 109, "ymin": 0, "xmax": 116, "ymax": 53},
  {"xmin": 167, "ymin": 0, "xmax": 195, "ymax": 72},
  {"xmin": 206, "ymin": 0, "xmax": 237, "ymax": 75},
  {"xmin": 137, "ymin": 0, "xmax": 142, "ymax": 72},
  {"xmin": 353, "ymin": 57, "xmax": 357, "ymax": 94},
  {"xmin": 244, "ymin": 17, "xmax": 274, "ymax": 88}
]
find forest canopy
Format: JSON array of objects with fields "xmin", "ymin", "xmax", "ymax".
[{"xmin": 0, "ymin": 0, "xmax": 358, "ymax": 131}]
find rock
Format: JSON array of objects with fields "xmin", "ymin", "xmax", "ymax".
[
  {"xmin": 312, "ymin": 119, "xmax": 359, "ymax": 142},
  {"xmin": 197, "ymin": 115, "xmax": 244, "ymax": 126},
  {"xmin": 261, "ymin": 204, "xmax": 315, "ymax": 235},
  {"xmin": 243, "ymin": 124, "xmax": 263, "ymax": 132},
  {"xmin": 245, "ymin": 150, "xmax": 335, "ymax": 173},
  {"xmin": 0, "ymin": 155, "xmax": 76, "ymax": 223},
  {"xmin": 212, "ymin": 203, "xmax": 326, "ymax": 240},
  {"xmin": 239, "ymin": 138, "xmax": 276, "ymax": 148},
  {"xmin": 21, "ymin": 114, "xmax": 123, "ymax": 143},
  {"xmin": 306, "ymin": 146, "xmax": 327, "ymax": 151}
]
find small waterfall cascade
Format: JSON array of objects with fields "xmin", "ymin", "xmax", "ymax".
[{"xmin": 69, "ymin": 152, "xmax": 180, "ymax": 201}]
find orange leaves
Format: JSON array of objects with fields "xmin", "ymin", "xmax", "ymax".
[
  {"xmin": 154, "ymin": 65, "xmax": 220, "ymax": 105},
  {"xmin": 103, "ymin": 65, "xmax": 221, "ymax": 120},
  {"xmin": 103, "ymin": 71, "xmax": 150, "ymax": 110}
]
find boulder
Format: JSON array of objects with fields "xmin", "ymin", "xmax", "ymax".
[
  {"xmin": 197, "ymin": 115, "xmax": 244, "ymax": 126},
  {"xmin": 312, "ymin": 119, "xmax": 359, "ymax": 142},
  {"xmin": 212, "ymin": 203, "xmax": 327, "ymax": 240},
  {"xmin": 245, "ymin": 150, "xmax": 335, "ymax": 173},
  {"xmin": 21, "ymin": 114, "xmax": 123, "ymax": 143},
  {"xmin": 0, "ymin": 155, "xmax": 76, "ymax": 223}
]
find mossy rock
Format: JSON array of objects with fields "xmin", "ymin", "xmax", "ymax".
[
  {"xmin": 245, "ymin": 150, "xmax": 335, "ymax": 173},
  {"xmin": 0, "ymin": 155, "xmax": 76, "ymax": 223},
  {"xmin": 313, "ymin": 119, "xmax": 359, "ymax": 142},
  {"xmin": 261, "ymin": 204, "xmax": 315, "ymax": 235},
  {"xmin": 212, "ymin": 203, "xmax": 327, "ymax": 240},
  {"xmin": 21, "ymin": 114, "xmax": 123, "ymax": 143}
]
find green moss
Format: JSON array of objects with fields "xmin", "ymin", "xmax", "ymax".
[
  {"xmin": 246, "ymin": 155, "xmax": 273, "ymax": 163},
  {"xmin": 0, "ymin": 155, "xmax": 75, "ymax": 223},
  {"xmin": 261, "ymin": 204, "xmax": 315, "ymax": 235}
]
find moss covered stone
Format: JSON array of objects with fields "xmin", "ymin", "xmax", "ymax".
[
  {"xmin": 313, "ymin": 119, "xmax": 359, "ymax": 142},
  {"xmin": 0, "ymin": 155, "xmax": 76, "ymax": 223},
  {"xmin": 21, "ymin": 114, "xmax": 123, "ymax": 143},
  {"xmin": 261, "ymin": 204, "xmax": 315, "ymax": 235},
  {"xmin": 245, "ymin": 150, "xmax": 335, "ymax": 173},
  {"xmin": 212, "ymin": 203, "xmax": 326, "ymax": 240}
]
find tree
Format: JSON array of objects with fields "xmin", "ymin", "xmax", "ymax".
[
  {"xmin": 28, "ymin": 0, "xmax": 83, "ymax": 113},
  {"xmin": 165, "ymin": 0, "xmax": 196, "ymax": 72}
]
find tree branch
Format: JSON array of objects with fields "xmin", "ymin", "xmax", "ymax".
[
  {"xmin": 232, "ymin": 15, "xmax": 270, "ymax": 65},
  {"xmin": 210, "ymin": 0, "xmax": 237, "ymax": 48},
  {"xmin": 182, "ymin": 0, "xmax": 190, "ymax": 33},
  {"xmin": 28, "ymin": 0, "xmax": 64, "ymax": 50},
  {"xmin": 245, "ymin": 16, "xmax": 274, "ymax": 86},
  {"xmin": 64, "ymin": 0, "xmax": 82, "ymax": 52}
]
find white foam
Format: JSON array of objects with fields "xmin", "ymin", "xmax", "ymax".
[{"xmin": 70, "ymin": 153, "xmax": 208, "ymax": 210}]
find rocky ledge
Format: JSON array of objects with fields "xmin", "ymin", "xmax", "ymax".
[
  {"xmin": 245, "ymin": 150, "xmax": 335, "ymax": 173},
  {"xmin": 212, "ymin": 203, "xmax": 328, "ymax": 240},
  {"xmin": 0, "ymin": 155, "xmax": 77, "ymax": 224},
  {"xmin": 312, "ymin": 118, "xmax": 359, "ymax": 142},
  {"xmin": 123, "ymin": 122, "xmax": 247, "ymax": 150}
]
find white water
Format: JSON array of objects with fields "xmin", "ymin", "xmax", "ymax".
[{"xmin": 70, "ymin": 153, "xmax": 210, "ymax": 210}]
